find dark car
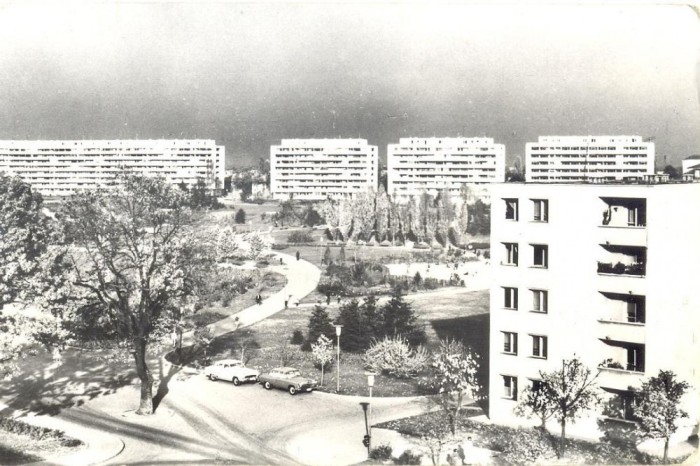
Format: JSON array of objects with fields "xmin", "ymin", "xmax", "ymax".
[{"xmin": 258, "ymin": 367, "xmax": 317, "ymax": 395}]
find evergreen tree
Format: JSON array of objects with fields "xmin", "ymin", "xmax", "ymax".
[
  {"xmin": 336, "ymin": 299, "xmax": 367, "ymax": 352},
  {"xmin": 380, "ymin": 286, "xmax": 426, "ymax": 346},
  {"xmin": 360, "ymin": 294, "xmax": 381, "ymax": 341},
  {"xmin": 305, "ymin": 305, "xmax": 336, "ymax": 350},
  {"xmin": 338, "ymin": 245, "xmax": 346, "ymax": 263},
  {"xmin": 235, "ymin": 208, "xmax": 246, "ymax": 224},
  {"xmin": 323, "ymin": 246, "xmax": 331, "ymax": 265}
]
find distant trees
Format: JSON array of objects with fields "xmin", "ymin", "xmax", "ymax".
[
  {"xmin": 662, "ymin": 164, "xmax": 680, "ymax": 180},
  {"xmin": 635, "ymin": 370, "xmax": 690, "ymax": 462},
  {"xmin": 314, "ymin": 188, "xmax": 490, "ymax": 247}
]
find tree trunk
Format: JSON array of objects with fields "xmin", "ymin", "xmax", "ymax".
[
  {"xmin": 133, "ymin": 337, "xmax": 154, "ymax": 415},
  {"xmin": 559, "ymin": 419, "xmax": 566, "ymax": 457},
  {"xmin": 663, "ymin": 438, "xmax": 669, "ymax": 463},
  {"xmin": 321, "ymin": 365, "xmax": 325, "ymax": 386}
]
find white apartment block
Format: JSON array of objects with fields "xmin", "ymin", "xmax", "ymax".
[
  {"xmin": 526, "ymin": 136, "xmax": 654, "ymax": 183},
  {"xmin": 0, "ymin": 139, "xmax": 225, "ymax": 197},
  {"xmin": 270, "ymin": 139, "xmax": 378, "ymax": 200},
  {"xmin": 387, "ymin": 137, "xmax": 505, "ymax": 204},
  {"xmin": 489, "ymin": 181, "xmax": 700, "ymax": 439}
]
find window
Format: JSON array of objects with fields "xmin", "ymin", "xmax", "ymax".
[
  {"xmin": 502, "ymin": 332, "xmax": 518, "ymax": 355},
  {"xmin": 503, "ymin": 242, "xmax": 518, "ymax": 266},
  {"xmin": 502, "ymin": 375, "xmax": 518, "ymax": 400},
  {"xmin": 505, "ymin": 198, "xmax": 519, "ymax": 220},
  {"xmin": 532, "ymin": 199, "xmax": 548, "ymax": 222},
  {"xmin": 627, "ymin": 346, "xmax": 645, "ymax": 372},
  {"xmin": 503, "ymin": 287, "xmax": 518, "ymax": 310},
  {"xmin": 531, "ymin": 289, "xmax": 548, "ymax": 313},
  {"xmin": 531, "ymin": 335, "xmax": 548, "ymax": 359},
  {"xmin": 626, "ymin": 298, "xmax": 645, "ymax": 323},
  {"xmin": 532, "ymin": 244, "xmax": 548, "ymax": 268}
]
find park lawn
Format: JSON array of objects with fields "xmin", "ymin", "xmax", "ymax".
[
  {"xmin": 0, "ymin": 422, "xmax": 82, "ymax": 465},
  {"xmin": 206, "ymin": 289, "xmax": 490, "ymax": 397},
  {"xmin": 203, "ymin": 271, "xmax": 287, "ymax": 319}
]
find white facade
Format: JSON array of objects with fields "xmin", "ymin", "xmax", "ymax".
[
  {"xmin": 682, "ymin": 155, "xmax": 700, "ymax": 179},
  {"xmin": 270, "ymin": 139, "xmax": 378, "ymax": 200},
  {"xmin": 526, "ymin": 136, "xmax": 654, "ymax": 183},
  {"xmin": 387, "ymin": 137, "xmax": 505, "ymax": 203},
  {"xmin": 489, "ymin": 182, "xmax": 700, "ymax": 437},
  {"xmin": 0, "ymin": 139, "xmax": 225, "ymax": 196}
]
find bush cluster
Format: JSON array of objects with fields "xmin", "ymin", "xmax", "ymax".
[
  {"xmin": 287, "ymin": 230, "xmax": 314, "ymax": 244},
  {"xmin": 0, "ymin": 417, "xmax": 82, "ymax": 447},
  {"xmin": 369, "ymin": 444, "xmax": 393, "ymax": 461}
]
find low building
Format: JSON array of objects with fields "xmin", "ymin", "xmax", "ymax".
[
  {"xmin": 387, "ymin": 137, "xmax": 505, "ymax": 204},
  {"xmin": 270, "ymin": 139, "xmax": 378, "ymax": 200},
  {"xmin": 0, "ymin": 139, "xmax": 225, "ymax": 196},
  {"xmin": 526, "ymin": 136, "xmax": 654, "ymax": 183},
  {"xmin": 682, "ymin": 155, "xmax": 700, "ymax": 179},
  {"xmin": 489, "ymin": 181, "xmax": 700, "ymax": 439}
]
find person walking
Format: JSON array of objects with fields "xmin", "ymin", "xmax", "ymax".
[
  {"xmin": 457, "ymin": 443, "xmax": 466, "ymax": 465},
  {"xmin": 296, "ymin": 250, "xmax": 300, "ymax": 261}
]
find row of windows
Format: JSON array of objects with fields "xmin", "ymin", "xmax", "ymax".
[
  {"xmin": 502, "ymin": 332, "xmax": 548, "ymax": 358},
  {"xmin": 504, "ymin": 199, "xmax": 548, "ymax": 222},
  {"xmin": 502, "ymin": 288, "xmax": 547, "ymax": 312},
  {"xmin": 502, "ymin": 243, "xmax": 548, "ymax": 268}
]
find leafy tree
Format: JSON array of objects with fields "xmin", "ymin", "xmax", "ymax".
[
  {"xmin": 311, "ymin": 334, "xmax": 334, "ymax": 385},
  {"xmin": 56, "ymin": 174, "xmax": 207, "ymax": 414},
  {"xmin": 634, "ymin": 370, "xmax": 690, "ymax": 462},
  {"xmin": 0, "ymin": 176, "xmax": 69, "ymax": 377},
  {"xmin": 363, "ymin": 335, "xmax": 429, "ymax": 378},
  {"xmin": 466, "ymin": 199, "xmax": 490, "ymax": 236},
  {"xmin": 193, "ymin": 326, "xmax": 214, "ymax": 361},
  {"xmin": 235, "ymin": 208, "xmax": 246, "ymax": 224},
  {"xmin": 428, "ymin": 339, "xmax": 481, "ymax": 435},
  {"xmin": 303, "ymin": 205, "xmax": 322, "ymax": 227},
  {"xmin": 305, "ymin": 305, "xmax": 335, "ymax": 350},
  {"xmin": 539, "ymin": 358, "xmax": 601, "ymax": 454},
  {"xmin": 507, "ymin": 172, "xmax": 526, "ymax": 182},
  {"xmin": 189, "ymin": 178, "xmax": 222, "ymax": 209},
  {"xmin": 420, "ymin": 416, "xmax": 453, "ymax": 466},
  {"xmin": 515, "ymin": 380, "xmax": 559, "ymax": 429},
  {"xmin": 380, "ymin": 287, "xmax": 426, "ymax": 346}
]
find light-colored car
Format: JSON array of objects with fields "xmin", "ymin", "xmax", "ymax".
[
  {"xmin": 258, "ymin": 367, "xmax": 317, "ymax": 395},
  {"xmin": 204, "ymin": 359, "xmax": 260, "ymax": 386}
]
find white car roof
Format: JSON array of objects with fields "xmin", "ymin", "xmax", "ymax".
[{"xmin": 215, "ymin": 359, "xmax": 243, "ymax": 365}]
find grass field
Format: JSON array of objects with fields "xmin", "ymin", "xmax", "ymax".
[{"xmin": 206, "ymin": 289, "xmax": 490, "ymax": 397}]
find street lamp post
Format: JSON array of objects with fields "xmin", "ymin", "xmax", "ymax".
[
  {"xmin": 335, "ymin": 325, "xmax": 343, "ymax": 393},
  {"xmin": 365, "ymin": 371, "xmax": 377, "ymax": 451}
]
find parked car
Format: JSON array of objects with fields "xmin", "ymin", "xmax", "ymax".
[
  {"xmin": 204, "ymin": 359, "xmax": 260, "ymax": 386},
  {"xmin": 258, "ymin": 367, "xmax": 317, "ymax": 395}
]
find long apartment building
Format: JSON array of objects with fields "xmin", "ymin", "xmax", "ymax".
[
  {"xmin": 526, "ymin": 136, "xmax": 654, "ymax": 183},
  {"xmin": 270, "ymin": 139, "xmax": 378, "ymax": 200},
  {"xmin": 489, "ymin": 181, "xmax": 700, "ymax": 438},
  {"xmin": 0, "ymin": 139, "xmax": 225, "ymax": 196},
  {"xmin": 387, "ymin": 137, "xmax": 505, "ymax": 203}
]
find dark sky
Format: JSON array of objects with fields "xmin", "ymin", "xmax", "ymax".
[{"xmin": 0, "ymin": 2, "xmax": 698, "ymax": 168}]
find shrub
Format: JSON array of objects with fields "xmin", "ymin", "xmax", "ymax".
[
  {"xmin": 0, "ymin": 416, "xmax": 82, "ymax": 447},
  {"xmin": 363, "ymin": 335, "xmax": 429, "ymax": 378},
  {"xmin": 483, "ymin": 250, "xmax": 490, "ymax": 259},
  {"xmin": 291, "ymin": 329, "xmax": 305, "ymax": 345},
  {"xmin": 394, "ymin": 449, "xmax": 422, "ymax": 465},
  {"xmin": 288, "ymin": 230, "xmax": 314, "ymax": 244},
  {"xmin": 369, "ymin": 444, "xmax": 393, "ymax": 461},
  {"xmin": 235, "ymin": 208, "xmax": 246, "ymax": 224},
  {"xmin": 271, "ymin": 243, "xmax": 289, "ymax": 250},
  {"xmin": 497, "ymin": 427, "xmax": 557, "ymax": 465}
]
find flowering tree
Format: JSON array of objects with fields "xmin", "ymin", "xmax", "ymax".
[
  {"xmin": 635, "ymin": 370, "xmax": 690, "ymax": 462},
  {"xmin": 429, "ymin": 338, "xmax": 481, "ymax": 434},
  {"xmin": 0, "ymin": 176, "xmax": 70, "ymax": 377},
  {"xmin": 515, "ymin": 381, "xmax": 559, "ymax": 429},
  {"xmin": 244, "ymin": 231, "xmax": 270, "ymax": 260},
  {"xmin": 311, "ymin": 334, "xmax": 334, "ymax": 386},
  {"xmin": 56, "ymin": 174, "xmax": 208, "ymax": 414},
  {"xmin": 539, "ymin": 357, "xmax": 601, "ymax": 453}
]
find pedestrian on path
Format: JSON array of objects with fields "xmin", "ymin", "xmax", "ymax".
[
  {"xmin": 280, "ymin": 257, "xmax": 283, "ymax": 264},
  {"xmin": 457, "ymin": 443, "xmax": 466, "ymax": 465},
  {"xmin": 256, "ymin": 293, "xmax": 262, "ymax": 305},
  {"xmin": 296, "ymin": 250, "xmax": 300, "ymax": 261}
]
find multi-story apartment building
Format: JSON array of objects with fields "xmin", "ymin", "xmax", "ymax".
[
  {"xmin": 270, "ymin": 139, "xmax": 378, "ymax": 200},
  {"xmin": 387, "ymin": 137, "xmax": 505, "ymax": 204},
  {"xmin": 489, "ymin": 181, "xmax": 700, "ymax": 438},
  {"xmin": 0, "ymin": 139, "xmax": 225, "ymax": 196},
  {"xmin": 526, "ymin": 136, "xmax": 654, "ymax": 183}
]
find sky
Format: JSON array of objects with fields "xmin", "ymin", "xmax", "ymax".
[{"xmin": 0, "ymin": 2, "xmax": 698, "ymax": 169}]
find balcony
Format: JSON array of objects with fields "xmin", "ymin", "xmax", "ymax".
[
  {"xmin": 597, "ymin": 365, "xmax": 645, "ymax": 391},
  {"xmin": 598, "ymin": 320, "xmax": 645, "ymax": 344},
  {"xmin": 597, "ymin": 262, "xmax": 645, "ymax": 276},
  {"xmin": 597, "ymin": 226, "xmax": 647, "ymax": 248},
  {"xmin": 600, "ymin": 197, "xmax": 646, "ymax": 228}
]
